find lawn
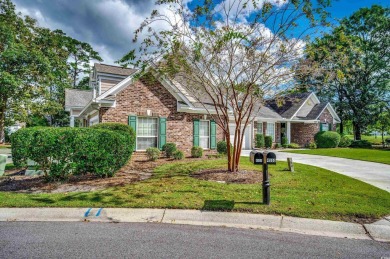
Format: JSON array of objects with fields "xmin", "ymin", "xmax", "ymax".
[
  {"xmin": 346, "ymin": 135, "xmax": 388, "ymax": 145},
  {"xmin": 0, "ymin": 145, "xmax": 11, "ymax": 149},
  {"xmin": 1, "ymin": 158, "xmax": 389, "ymax": 222},
  {"xmin": 282, "ymin": 148, "xmax": 390, "ymax": 165}
]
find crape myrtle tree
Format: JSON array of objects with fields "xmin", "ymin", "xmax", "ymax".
[
  {"xmin": 296, "ymin": 5, "xmax": 390, "ymax": 140},
  {"xmin": 120, "ymin": 0, "xmax": 330, "ymax": 172}
]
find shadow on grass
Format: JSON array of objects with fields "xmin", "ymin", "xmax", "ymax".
[{"xmin": 202, "ymin": 200, "xmax": 267, "ymax": 211}]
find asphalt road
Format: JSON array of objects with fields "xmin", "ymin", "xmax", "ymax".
[{"xmin": 0, "ymin": 222, "xmax": 389, "ymax": 259}]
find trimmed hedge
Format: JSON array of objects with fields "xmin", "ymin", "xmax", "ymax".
[
  {"xmin": 281, "ymin": 136, "xmax": 288, "ymax": 146},
  {"xmin": 255, "ymin": 134, "xmax": 265, "ymax": 148},
  {"xmin": 264, "ymin": 136, "xmax": 273, "ymax": 148},
  {"xmin": 314, "ymin": 131, "xmax": 341, "ymax": 148},
  {"xmin": 11, "ymin": 124, "xmax": 135, "ymax": 180},
  {"xmin": 350, "ymin": 140, "xmax": 372, "ymax": 149},
  {"xmin": 173, "ymin": 150, "xmax": 184, "ymax": 160},
  {"xmin": 162, "ymin": 143, "xmax": 177, "ymax": 158},
  {"xmin": 191, "ymin": 146, "xmax": 203, "ymax": 158},
  {"xmin": 287, "ymin": 143, "xmax": 300, "ymax": 149},
  {"xmin": 217, "ymin": 141, "xmax": 227, "ymax": 154},
  {"xmin": 338, "ymin": 135, "xmax": 352, "ymax": 148},
  {"xmin": 146, "ymin": 147, "xmax": 160, "ymax": 161}
]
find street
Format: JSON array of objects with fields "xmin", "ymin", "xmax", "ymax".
[{"xmin": 0, "ymin": 222, "xmax": 388, "ymax": 258}]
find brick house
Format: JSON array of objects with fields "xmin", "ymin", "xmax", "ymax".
[{"xmin": 65, "ymin": 64, "xmax": 340, "ymax": 154}]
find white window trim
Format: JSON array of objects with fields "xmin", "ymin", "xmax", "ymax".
[
  {"xmin": 266, "ymin": 122, "xmax": 276, "ymax": 142},
  {"xmin": 136, "ymin": 117, "xmax": 159, "ymax": 151},
  {"xmin": 257, "ymin": 121, "xmax": 263, "ymax": 135},
  {"xmin": 199, "ymin": 120, "xmax": 210, "ymax": 150}
]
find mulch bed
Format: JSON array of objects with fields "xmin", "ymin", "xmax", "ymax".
[
  {"xmin": 191, "ymin": 169, "xmax": 262, "ymax": 184},
  {"xmin": 0, "ymin": 156, "xmax": 217, "ymax": 193}
]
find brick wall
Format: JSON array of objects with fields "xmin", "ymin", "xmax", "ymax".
[
  {"xmin": 291, "ymin": 123, "xmax": 320, "ymax": 146},
  {"xmin": 319, "ymin": 108, "xmax": 337, "ymax": 131},
  {"xmin": 99, "ymin": 76, "xmax": 223, "ymax": 155}
]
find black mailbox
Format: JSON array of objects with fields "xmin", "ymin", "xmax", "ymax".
[
  {"xmin": 266, "ymin": 152, "xmax": 276, "ymax": 165},
  {"xmin": 250, "ymin": 150, "xmax": 263, "ymax": 164}
]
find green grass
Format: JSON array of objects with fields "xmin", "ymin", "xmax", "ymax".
[
  {"xmin": 0, "ymin": 158, "xmax": 389, "ymax": 222},
  {"xmin": 5, "ymin": 163, "xmax": 17, "ymax": 171},
  {"xmin": 0, "ymin": 145, "xmax": 10, "ymax": 149},
  {"xmin": 346, "ymin": 135, "xmax": 388, "ymax": 145},
  {"xmin": 282, "ymin": 148, "xmax": 390, "ymax": 165}
]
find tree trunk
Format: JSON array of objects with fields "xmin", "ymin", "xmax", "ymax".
[
  {"xmin": 0, "ymin": 104, "xmax": 5, "ymax": 144},
  {"xmin": 353, "ymin": 122, "xmax": 362, "ymax": 140},
  {"xmin": 339, "ymin": 120, "xmax": 344, "ymax": 135}
]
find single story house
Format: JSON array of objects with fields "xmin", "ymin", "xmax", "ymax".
[{"xmin": 65, "ymin": 64, "xmax": 340, "ymax": 154}]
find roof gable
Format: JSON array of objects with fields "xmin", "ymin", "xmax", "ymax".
[{"xmin": 266, "ymin": 92, "xmax": 312, "ymax": 119}]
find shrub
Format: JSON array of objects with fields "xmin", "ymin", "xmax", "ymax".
[
  {"xmin": 162, "ymin": 143, "xmax": 177, "ymax": 158},
  {"xmin": 350, "ymin": 140, "xmax": 372, "ymax": 149},
  {"xmin": 287, "ymin": 143, "xmax": 300, "ymax": 149},
  {"xmin": 338, "ymin": 135, "xmax": 352, "ymax": 148},
  {"xmin": 191, "ymin": 146, "xmax": 203, "ymax": 158},
  {"xmin": 255, "ymin": 134, "xmax": 265, "ymax": 148},
  {"xmin": 281, "ymin": 136, "xmax": 288, "ymax": 146},
  {"xmin": 173, "ymin": 150, "xmax": 184, "ymax": 160},
  {"xmin": 90, "ymin": 123, "xmax": 135, "ymax": 150},
  {"xmin": 385, "ymin": 137, "xmax": 390, "ymax": 145},
  {"xmin": 217, "ymin": 141, "xmax": 227, "ymax": 154},
  {"xmin": 307, "ymin": 142, "xmax": 317, "ymax": 149},
  {"xmin": 274, "ymin": 143, "xmax": 281, "ymax": 149},
  {"xmin": 146, "ymin": 147, "xmax": 160, "ymax": 161},
  {"xmin": 264, "ymin": 136, "xmax": 273, "ymax": 148},
  {"xmin": 11, "ymin": 126, "xmax": 134, "ymax": 180},
  {"xmin": 314, "ymin": 131, "xmax": 341, "ymax": 148}
]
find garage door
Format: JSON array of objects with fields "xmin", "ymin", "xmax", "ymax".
[{"xmin": 229, "ymin": 124, "xmax": 252, "ymax": 150}]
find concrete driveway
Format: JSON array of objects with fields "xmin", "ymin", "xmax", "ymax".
[
  {"xmin": 242, "ymin": 150, "xmax": 390, "ymax": 192},
  {"xmin": 0, "ymin": 148, "xmax": 12, "ymax": 164}
]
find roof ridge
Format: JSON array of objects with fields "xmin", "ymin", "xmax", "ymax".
[
  {"xmin": 96, "ymin": 63, "xmax": 133, "ymax": 69},
  {"xmin": 65, "ymin": 88, "xmax": 93, "ymax": 92}
]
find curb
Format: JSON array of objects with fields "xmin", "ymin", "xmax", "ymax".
[{"xmin": 0, "ymin": 208, "xmax": 388, "ymax": 242}]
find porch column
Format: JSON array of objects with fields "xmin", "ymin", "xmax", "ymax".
[
  {"xmin": 70, "ymin": 116, "xmax": 75, "ymax": 127},
  {"xmin": 286, "ymin": 121, "xmax": 291, "ymax": 144}
]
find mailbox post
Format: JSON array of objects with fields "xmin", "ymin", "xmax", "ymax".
[{"xmin": 249, "ymin": 150, "xmax": 276, "ymax": 205}]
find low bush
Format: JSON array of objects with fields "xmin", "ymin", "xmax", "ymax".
[
  {"xmin": 146, "ymin": 147, "xmax": 160, "ymax": 161},
  {"xmin": 264, "ymin": 136, "xmax": 273, "ymax": 148},
  {"xmin": 287, "ymin": 143, "xmax": 300, "ymax": 149},
  {"xmin": 281, "ymin": 136, "xmax": 288, "ymax": 146},
  {"xmin": 385, "ymin": 138, "xmax": 390, "ymax": 145},
  {"xmin": 307, "ymin": 142, "xmax": 317, "ymax": 149},
  {"xmin": 350, "ymin": 140, "xmax": 372, "ymax": 149},
  {"xmin": 255, "ymin": 134, "xmax": 265, "ymax": 148},
  {"xmin": 191, "ymin": 146, "xmax": 203, "ymax": 158},
  {"xmin": 338, "ymin": 135, "xmax": 352, "ymax": 148},
  {"xmin": 314, "ymin": 131, "xmax": 341, "ymax": 148},
  {"xmin": 217, "ymin": 141, "xmax": 228, "ymax": 154},
  {"xmin": 162, "ymin": 143, "xmax": 177, "ymax": 158},
  {"xmin": 173, "ymin": 150, "xmax": 184, "ymax": 160},
  {"xmin": 274, "ymin": 143, "xmax": 281, "ymax": 149},
  {"xmin": 11, "ymin": 124, "xmax": 135, "ymax": 180}
]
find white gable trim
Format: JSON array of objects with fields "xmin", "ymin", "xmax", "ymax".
[{"xmin": 290, "ymin": 92, "xmax": 320, "ymax": 119}]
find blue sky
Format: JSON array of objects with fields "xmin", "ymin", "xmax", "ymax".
[{"xmin": 12, "ymin": 0, "xmax": 389, "ymax": 65}]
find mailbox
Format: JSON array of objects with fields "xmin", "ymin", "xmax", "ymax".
[
  {"xmin": 249, "ymin": 150, "xmax": 263, "ymax": 164},
  {"xmin": 266, "ymin": 152, "xmax": 277, "ymax": 165}
]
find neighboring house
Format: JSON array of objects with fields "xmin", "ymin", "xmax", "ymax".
[{"xmin": 65, "ymin": 63, "xmax": 340, "ymax": 154}]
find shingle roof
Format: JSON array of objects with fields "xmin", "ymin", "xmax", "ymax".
[
  {"xmin": 258, "ymin": 105, "xmax": 283, "ymax": 119},
  {"xmin": 65, "ymin": 89, "xmax": 93, "ymax": 108},
  {"xmin": 303, "ymin": 103, "xmax": 328, "ymax": 120},
  {"xmin": 95, "ymin": 63, "xmax": 136, "ymax": 77},
  {"xmin": 266, "ymin": 92, "xmax": 311, "ymax": 119}
]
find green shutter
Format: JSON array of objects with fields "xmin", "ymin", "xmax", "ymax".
[
  {"xmin": 329, "ymin": 123, "xmax": 332, "ymax": 131},
  {"xmin": 193, "ymin": 119, "xmax": 199, "ymax": 147},
  {"xmin": 159, "ymin": 117, "xmax": 167, "ymax": 150},
  {"xmin": 210, "ymin": 120, "xmax": 217, "ymax": 149},
  {"xmin": 128, "ymin": 115, "xmax": 137, "ymax": 134},
  {"xmin": 319, "ymin": 123, "xmax": 323, "ymax": 132}
]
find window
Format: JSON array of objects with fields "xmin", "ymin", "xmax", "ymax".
[
  {"xmin": 257, "ymin": 122, "xmax": 263, "ymax": 134},
  {"xmin": 266, "ymin": 122, "xmax": 275, "ymax": 141},
  {"xmin": 199, "ymin": 120, "xmax": 210, "ymax": 149},
  {"xmin": 137, "ymin": 117, "xmax": 158, "ymax": 150},
  {"xmin": 321, "ymin": 123, "xmax": 329, "ymax": 131}
]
